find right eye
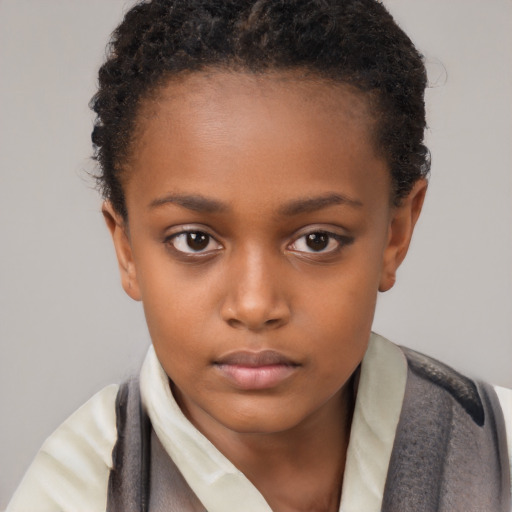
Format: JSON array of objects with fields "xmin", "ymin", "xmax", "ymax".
[{"xmin": 167, "ymin": 231, "xmax": 222, "ymax": 254}]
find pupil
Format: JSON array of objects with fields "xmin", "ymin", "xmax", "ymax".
[
  {"xmin": 187, "ymin": 232, "xmax": 209, "ymax": 251},
  {"xmin": 306, "ymin": 233, "xmax": 328, "ymax": 251}
]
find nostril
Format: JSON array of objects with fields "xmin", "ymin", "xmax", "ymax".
[
  {"xmin": 227, "ymin": 318, "xmax": 244, "ymax": 329},
  {"xmin": 225, "ymin": 316, "xmax": 284, "ymax": 331},
  {"xmin": 227, "ymin": 318, "xmax": 271, "ymax": 330}
]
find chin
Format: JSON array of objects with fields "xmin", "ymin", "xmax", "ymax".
[{"xmin": 211, "ymin": 399, "xmax": 311, "ymax": 435}]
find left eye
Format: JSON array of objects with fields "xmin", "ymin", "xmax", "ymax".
[
  {"xmin": 289, "ymin": 232, "xmax": 344, "ymax": 253},
  {"xmin": 168, "ymin": 231, "xmax": 222, "ymax": 254}
]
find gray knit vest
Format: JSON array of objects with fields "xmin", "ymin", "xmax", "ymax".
[{"xmin": 106, "ymin": 347, "xmax": 511, "ymax": 511}]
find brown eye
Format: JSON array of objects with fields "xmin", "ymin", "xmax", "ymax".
[
  {"xmin": 187, "ymin": 232, "xmax": 209, "ymax": 251},
  {"xmin": 305, "ymin": 233, "xmax": 329, "ymax": 251},
  {"xmin": 289, "ymin": 230, "xmax": 351, "ymax": 255},
  {"xmin": 169, "ymin": 231, "xmax": 222, "ymax": 254}
]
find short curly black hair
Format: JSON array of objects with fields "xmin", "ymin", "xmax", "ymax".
[{"xmin": 91, "ymin": 0, "xmax": 429, "ymax": 219}]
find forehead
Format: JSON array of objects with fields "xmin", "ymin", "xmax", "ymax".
[
  {"xmin": 133, "ymin": 70, "xmax": 377, "ymax": 153},
  {"xmin": 124, "ymin": 70, "xmax": 388, "ymax": 213}
]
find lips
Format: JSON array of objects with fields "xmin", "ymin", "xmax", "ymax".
[{"xmin": 214, "ymin": 350, "xmax": 299, "ymax": 390}]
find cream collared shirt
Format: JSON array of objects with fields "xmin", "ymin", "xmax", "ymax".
[{"xmin": 7, "ymin": 334, "xmax": 512, "ymax": 512}]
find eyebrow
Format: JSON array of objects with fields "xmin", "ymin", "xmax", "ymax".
[
  {"xmin": 148, "ymin": 192, "xmax": 362, "ymax": 215},
  {"xmin": 148, "ymin": 194, "xmax": 229, "ymax": 213},
  {"xmin": 278, "ymin": 193, "xmax": 363, "ymax": 216}
]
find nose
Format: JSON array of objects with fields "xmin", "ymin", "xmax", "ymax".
[{"xmin": 220, "ymin": 247, "xmax": 291, "ymax": 331}]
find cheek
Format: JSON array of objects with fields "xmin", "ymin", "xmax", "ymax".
[
  {"xmin": 299, "ymin": 255, "xmax": 381, "ymax": 328},
  {"xmin": 138, "ymin": 263, "xmax": 230, "ymax": 381},
  {"xmin": 142, "ymin": 288, "xmax": 207, "ymax": 351},
  {"xmin": 135, "ymin": 243, "xmax": 215, "ymax": 320},
  {"xmin": 297, "ymin": 257, "xmax": 382, "ymax": 370},
  {"xmin": 311, "ymin": 287, "xmax": 376, "ymax": 361},
  {"xmin": 135, "ymin": 262, "xmax": 205, "ymax": 359}
]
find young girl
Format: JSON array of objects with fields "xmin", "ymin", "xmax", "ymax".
[{"xmin": 7, "ymin": 0, "xmax": 511, "ymax": 511}]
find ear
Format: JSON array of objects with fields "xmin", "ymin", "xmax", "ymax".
[
  {"xmin": 102, "ymin": 201, "xmax": 142, "ymax": 301},
  {"xmin": 379, "ymin": 179, "xmax": 428, "ymax": 292}
]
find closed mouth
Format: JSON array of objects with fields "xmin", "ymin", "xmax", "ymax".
[
  {"xmin": 214, "ymin": 350, "xmax": 299, "ymax": 368},
  {"xmin": 213, "ymin": 350, "xmax": 300, "ymax": 390}
]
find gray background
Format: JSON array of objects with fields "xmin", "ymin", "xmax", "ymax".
[{"xmin": 1, "ymin": 0, "xmax": 511, "ymax": 507}]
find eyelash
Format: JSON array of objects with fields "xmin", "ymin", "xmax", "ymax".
[
  {"xmin": 164, "ymin": 228, "xmax": 353, "ymax": 260},
  {"xmin": 165, "ymin": 230, "xmax": 223, "ymax": 256},
  {"xmin": 287, "ymin": 230, "xmax": 353, "ymax": 257}
]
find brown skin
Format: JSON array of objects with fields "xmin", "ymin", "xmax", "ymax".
[{"xmin": 104, "ymin": 71, "xmax": 426, "ymax": 512}]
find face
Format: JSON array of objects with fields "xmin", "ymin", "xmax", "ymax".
[{"xmin": 105, "ymin": 71, "xmax": 425, "ymax": 437}]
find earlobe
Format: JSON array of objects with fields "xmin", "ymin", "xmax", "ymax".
[
  {"xmin": 102, "ymin": 201, "xmax": 142, "ymax": 301},
  {"xmin": 379, "ymin": 179, "xmax": 427, "ymax": 292}
]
